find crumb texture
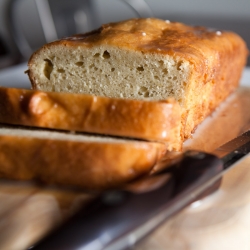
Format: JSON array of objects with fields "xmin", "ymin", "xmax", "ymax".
[{"xmin": 29, "ymin": 45, "xmax": 189, "ymax": 103}]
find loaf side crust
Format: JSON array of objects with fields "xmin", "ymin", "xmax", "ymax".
[
  {"xmin": 0, "ymin": 126, "xmax": 166, "ymax": 189},
  {"xmin": 28, "ymin": 18, "xmax": 249, "ymax": 138},
  {"xmin": 0, "ymin": 87, "xmax": 182, "ymax": 150}
]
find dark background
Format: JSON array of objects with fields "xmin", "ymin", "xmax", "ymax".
[{"xmin": 0, "ymin": 0, "xmax": 249, "ymax": 68}]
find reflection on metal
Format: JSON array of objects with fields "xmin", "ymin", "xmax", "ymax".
[
  {"xmin": 74, "ymin": 10, "xmax": 88, "ymax": 34},
  {"xmin": 35, "ymin": 0, "xmax": 58, "ymax": 43},
  {"xmin": 122, "ymin": 0, "xmax": 153, "ymax": 18},
  {"xmin": 7, "ymin": 0, "xmax": 96, "ymax": 59},
  {"xmin": 8, "ymin": 0, "xmax": 33, "ymax": 59}
]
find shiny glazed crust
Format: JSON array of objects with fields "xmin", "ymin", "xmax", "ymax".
[
  {"xmin": 0, "ymin": 87, "xmax": 182, "ymax": 150},
  {"xmin": 0, "ymin": 126, "xmax": 166, "ymax": 190},
  {"xmin": 28, "ymin": 18, "xmax": 248, "ymax": 138}
]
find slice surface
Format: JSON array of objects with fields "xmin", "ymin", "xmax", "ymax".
[{"xmin": 0, "ymin": 126, "xmax": 166, "ymax": 189}]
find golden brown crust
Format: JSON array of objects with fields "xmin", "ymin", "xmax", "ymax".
[
  {"xmin": 0, "ymin": 129, "xmax": 166, "ymax": 190},
  {"xmin": 28, "ymin": 18, "xmax": 248, "ymax": 138},
  {"xmin": 183, "ymin": 32, "xmax": 248, "ymax": 137},
  {"xmin": 29, "ymin": 18, "xmax": 248, "ymax": 70},
  {"xmin": 0, "ymin": 87, "xmax": 182, "ymax": 150}
]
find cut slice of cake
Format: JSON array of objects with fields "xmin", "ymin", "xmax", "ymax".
[
  {"xmin": 0, "ymin": 125, "xmax": 166, "ymax": 189},
  {"xmin": 0, "ymin": 86, "xmax": 182, "ymax": 150}
]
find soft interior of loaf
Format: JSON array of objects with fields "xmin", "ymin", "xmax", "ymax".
[
  {"xmin": 30, "ymin": 45, "xmax": 190, "ymax": 102},
  {"xmin": 0, "ymin": 127, "xmax": 141, "ymax": 144}
]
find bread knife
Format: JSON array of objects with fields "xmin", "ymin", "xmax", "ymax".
[{"xmin": 32, "ymin": 129, "xmax": 250, "ymax": 250}]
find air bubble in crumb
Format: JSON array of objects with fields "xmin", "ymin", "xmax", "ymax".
[
  {"xmin": 177, "ymin": 61, "xmax": 183, "ymax": 71},
  {"xmin": 103, "ymin": 51, "xmax": 110, "ymax": 59},
  {"xmin": 137, "ymin": 66, "xmax": 144, "ymax": 72},
  {"xmin": 43, "ymin": 59, "xmax": 53, "ymax": 80},
  {"xmin": 57, "ymin": 68, "xmax": 65, "ymax": 73},
  {"xmin": 75, "ymin": 61, "xmax": 83, "ymax": 66}
]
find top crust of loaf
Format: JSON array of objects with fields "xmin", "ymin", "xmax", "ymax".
[
  {"xmin": 28, "ymin": 18, "xmax": 248, "ymax": 80},
  {"xmin": 38, "ymin": 18, "xmax": 247, "ymax": 59}
]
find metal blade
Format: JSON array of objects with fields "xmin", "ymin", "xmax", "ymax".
[{"xmin": 213, "ymin": 130, "xmax": 250, "ymax": 170}]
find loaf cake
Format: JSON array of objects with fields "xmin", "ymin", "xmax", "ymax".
[
  {"xmin": 27, "ymin": 18, "xmax": 248, "ymax": 138},
  {"xmin": 0, "ymin": 86, "xmax": 182, "ymax": 150},
  {"xmin": 0, "ymin": 18, "xmax": 248, "ymax": 189},
  {"xmin": 0, "ymin": 125, "xmax": 166, "ymax": 189}
]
